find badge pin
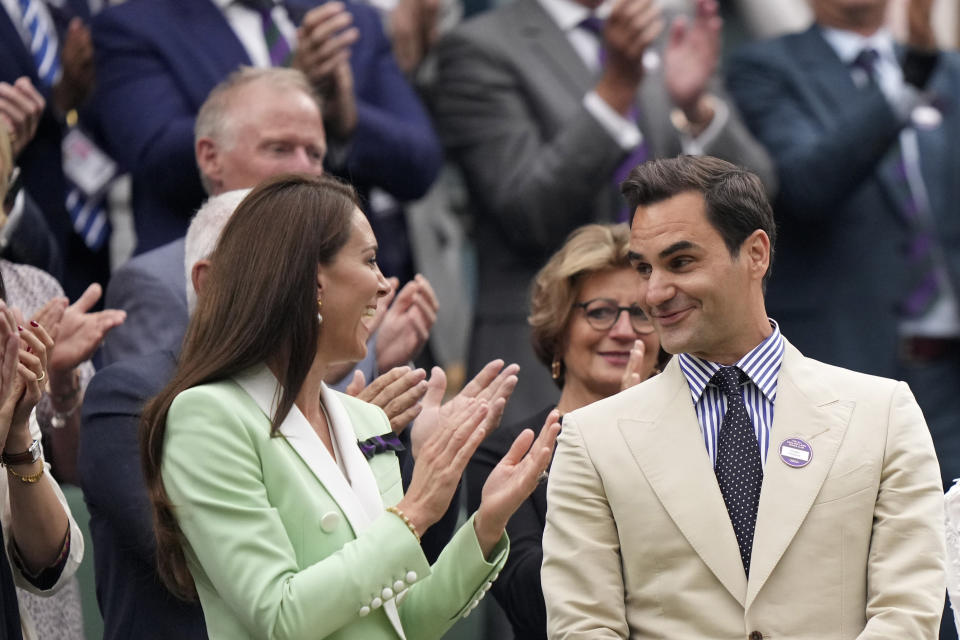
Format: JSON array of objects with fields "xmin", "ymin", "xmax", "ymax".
[{"xmin": 779, "ymin": 437, "xmax": 813, "ymax": 468}]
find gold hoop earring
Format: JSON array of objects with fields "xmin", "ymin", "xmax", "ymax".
[
  {"xmin": 317, "ymin": 297, "xmax": 323, "ymax": 325},
  {"xmin": 551, "ymin": 358, "xmax": 562, "ymax": 380}
]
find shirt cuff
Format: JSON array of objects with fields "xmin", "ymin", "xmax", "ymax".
[
  {"xmin": 583, "ymin": 91, "xmax": 642, "ymax": 151},
  {"xmin": 679, "ymin": 97, "xmax": 730, "ymax": 156}
]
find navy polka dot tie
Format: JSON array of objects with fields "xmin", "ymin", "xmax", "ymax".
[{"xmin": 712, "ymin": 366, "xmax": 763, "ymax": 576}]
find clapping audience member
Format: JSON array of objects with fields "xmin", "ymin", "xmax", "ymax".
[
  {"xmin": 89, "ymin": 0, "xmax": 442, "ymax": 281},
  {"xmin": 0, "ymin": 279, "xmax": 84, "ymax": 638},
  {"xmin": 81, "ymin": 185, "xmax": 514, "ymax": 638},
  {"xmin": 102, "ymin": 68, "xmax": 437, "ymax": 389},
  {"xmin": 0, "ymin": 115, "xmax": 124, "ymax": 487},
  {"xmin": 466, "ymin": 222, "xmax": 666, "ymax": 640},
  {"xmin": 138, "ymin": 174, "xmax": 556, "ymax": 639},
  {"xmin": 432, "ymin": 0, "xmax": 775, "ymax": 424},
  {"xmin": 1, "ymin": 2, "xmax": 110, "ymax": 298}
]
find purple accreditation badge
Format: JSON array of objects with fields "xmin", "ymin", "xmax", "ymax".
[{"xmin": 779, "ymin": 438, "xmax": 813, "ymax": 468}]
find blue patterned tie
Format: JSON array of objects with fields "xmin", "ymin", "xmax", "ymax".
[
  {"xmin": 16, "ymin": 0, "xmax": 59, "ymax": 88},
  {"xmin": 712, "ymin": 366, "xmax": 762, "ymax": 576},
  {"xmin": 579, "ymin": 16, "xmax": 648, "ymax": 222}
]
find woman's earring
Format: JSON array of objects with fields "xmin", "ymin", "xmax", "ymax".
[
  {"xmin": 317, "ymin": 297, "xmax": 323, "ymax": 325},
  {"xmin": 551, "ymin": 358, "xmax": 562, "ymax": 380}
]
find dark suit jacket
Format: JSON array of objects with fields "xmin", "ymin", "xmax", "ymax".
[
  {"xmin": 728, "ymin": 27, "xmax": 960, "ymax": 378},
  {"xmin": 727, "ymin": 28, "xmax": 960, "ymax": 493},
  {"xmin": 89, "ymin": 0, "xmax": 442, "ymax": 254},
  {"xmin": 432, "ymin": 0, "xmax": 775, "ymax": 424},
  {"xmin": 466, "ymin": 407, "xmax": 552, "ymax": 640},
  {"xmin": 78, "ymin": 350, "xmax": 208, "ymax": 640},
  {"xmin": 0, "ymin": 3, "xmax": 108, "ymax": 298}
]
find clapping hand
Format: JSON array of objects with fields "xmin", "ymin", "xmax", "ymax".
[
  {"xmin": 0, "ymin": 78, "xmax": 45, "ymax": 157},
  {"xmin": 409, "ymin": 359, "xmax": 519, "ymax": 458},
  {"xmin": 474, "ymin": 410, "xmax": 561, "ymax": 557},
  {"xmin": 664, "ymin": 0, "xmax": 721, "ymax": 126},
  {"xmin": 376, "ymin": 274, "xmax": 439, "ymax": 372},
  {"xmin": 346, "ymin": 365, "xmax": 428, "ymax": 434}
]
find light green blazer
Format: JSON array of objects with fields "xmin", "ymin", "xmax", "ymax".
[{"xmin": 161, "ymin": 365, "xmax": 507, "ymax": 640}]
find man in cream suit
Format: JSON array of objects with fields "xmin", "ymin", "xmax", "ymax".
[{"xmin": 541, "ymin": 155, "xmax": 946, "ymax": 638}]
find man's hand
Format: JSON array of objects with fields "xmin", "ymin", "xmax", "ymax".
[
  {"xmin": 664, "ymin": 0, "xmax": 720, "ymax": 130},
  {"xmin": 346, "ymin": 365, "xmax": 428, "ymax": 434},
  {"xmin": 39, "ymin": 284, "xmax": 125, "ymax": 392},
  {"xmin": 595, "ymin": 0, "xmax": 664, "ymax": 115},
  {"xmin": 375, "ymin": 274, "xmax": 438, "ymax": 372},
  {"xmin": 390, "ymin": 0, "xmax": 440, "ymax": 73},
  {"xmin": 53, "ymin": 18, "xmax": 95, "ymax": 113},
  {"xmin": 0, "ymin": 78, "xmax": 45, "ymax": 157},
  {"xmin": 293, "ymin": 2, "xmax": 359, "ymax": 138},
  {"xmin": 907, "ymin": 0, "xmax": 936, "ymax": 50},
  {"xmin": 409, "ymin": 360, "xmax": 518, "ymax": 459}
]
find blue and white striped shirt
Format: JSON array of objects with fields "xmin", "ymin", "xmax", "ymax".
[{"xmin": 677, "ymin": 320, "xmax": 785, "ymax": 468}]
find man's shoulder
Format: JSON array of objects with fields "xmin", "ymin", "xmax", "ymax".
[
  {"xmin": 729, "ymin": 26, "xmax": 819, "ymax": 69},
  {"xmin": 444, "ymin": 0, "xmax": 530, "ymax": 50},
  {"xmin": 107, "ymin": 239, "xmax": 187, "ymax": 302},
  {"xmin": 790, "ymin": 350, "xmax": 902, "ymax": 397},
  {"xmin": 84, "ymin": 350, "xmax": 179, "ymax": 418}
]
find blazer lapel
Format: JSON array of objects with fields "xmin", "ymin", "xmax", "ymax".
[
  {"xmin": 235, "ymin": 368, "xmax": 407, "ymax": 639},
  {"xmin": 617, "ymin": 360, "xmax": 748, "ymax": 606},
  {"xmin": 745, "ymin": 342, "xmax": 854, "ymax": 609},
  {"xmin": 516, "ymin": 0, "xmax": 593, "ymax": 100}
]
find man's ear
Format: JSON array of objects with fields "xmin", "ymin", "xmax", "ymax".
[
  {"xmin": 195, "ymin": 138, "xmax": 221, "ymax": 191},
  {"xmin": 191, "ymin": 259, "xmax": 212, "ymax": 298},
  {"xmin": 744, "ymin": 229, "xmax": 771, "ymax": 282}
]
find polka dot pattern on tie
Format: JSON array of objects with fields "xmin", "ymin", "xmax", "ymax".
[{"xmin": 712, "ymin": 366, "xmax": 764, "ymax": 577}]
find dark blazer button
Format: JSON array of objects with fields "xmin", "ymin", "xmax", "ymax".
[{"xmin": 749, "ymin": 632, "xmax": 763, "ymax": 640}]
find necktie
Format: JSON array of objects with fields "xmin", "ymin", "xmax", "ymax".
[
  {"xmin": 0, "ymin": 520, "xmax": 24, "ymax": 638},
  {"xmin": 852, "ymin": 48, "xmax": 940, "ymax": 317},
  {"xmin": 357, "ymin": 433, "xmax": 406, "ymax": 460},
  {"xmin": 16, "ymin": 0, "xmax": 59, "ymax": 89},
  {"xmin": 579, "ymin": 16, "xmax": 648, "ymax": 222},
  {"xmin": 712, "ymin": 366, "xmax": 762, "ymax": 576},
  {"xmin": 260, "ymin": 6, "xmax": 293, "ymax": 67},
  {"xmin": 236, "ymin": 0, "xmax": 293, "ymax": 67}
]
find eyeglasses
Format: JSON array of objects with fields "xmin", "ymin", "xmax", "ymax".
[{"xmin": 573, "ymin": 298, "xmax": 655, "ymax": 334}]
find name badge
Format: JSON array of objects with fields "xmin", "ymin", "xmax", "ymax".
[
  {"xmin": 779, "ymin": 438, "xmax": 812, "ymax": 468},
  {"xmin": 62, "ymin": 128, "xmax": 117, "ymax": 198}
]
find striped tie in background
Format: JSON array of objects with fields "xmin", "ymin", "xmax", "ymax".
[
  {"xmin": 16, "ymin": 0, "xmax": 60, "ymax": 88},
  {"xmin": 260, "ymin": 6, "xmax": 293, "ymax": 67}
]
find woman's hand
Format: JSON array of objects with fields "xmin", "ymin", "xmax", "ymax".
[
  {"xmin": 621, "ymin": 339, "xmax": 648, "ymax": 390},
  {"xmin": 395, "ymin": 367, "xmax": 489, "ymax": 535},
  {"xmin": 475, "ymin": 410, "xmax": 561, "ymax": 557},
  {"xmin": 0, "ymin": 303, "xmax": 21, "ymax": 446}
]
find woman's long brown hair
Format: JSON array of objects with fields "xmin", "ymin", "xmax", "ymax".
[{"xmin": 140, "ymin": 174, "xmax": 358, "ymax": 598}]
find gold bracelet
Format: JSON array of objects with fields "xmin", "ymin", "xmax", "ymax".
[
  {"xmin": 7, "ymin": 464, "xmax": 44, "ymax": 484},
  {"xmin": 386, "ymin": 506, "xmax": 420, "ymax": 542}
]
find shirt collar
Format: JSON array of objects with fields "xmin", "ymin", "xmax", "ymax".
[
  {"xmin": 537, "ymin": 0, "xmax": 613, "ymax": 33},
  {"xmin": 820, "ymin": 26, "xmax": 898, "ymax": 67},
  {"xmin": 678, "ymin": 319, "xmax": 784, "ymax": 404}
]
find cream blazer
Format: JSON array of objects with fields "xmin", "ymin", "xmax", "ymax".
[{"xmin": 542, "ymin": 340, "xmax": 946, "ymax": 639}]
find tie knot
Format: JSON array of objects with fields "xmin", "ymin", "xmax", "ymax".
[
  {"xmin": 579, "ymin": 15, "xmax": 604, "ymax": 37},
  {"xmin": 852, "ymin": 48, "xmax": 879, "ymax": 75},
  {"xmin": 711, "ymin": 366, "xmax": 745, "ymax": 398}
]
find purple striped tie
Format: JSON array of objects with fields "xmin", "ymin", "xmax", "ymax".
[
  {"xmin": 580, "ymin": 16, "xmax": 648, "ymax": 222},
  {"xmin": 853, "ymin": 49, "xmax": 940, "ymax": 317},
  {"xmin": 260, "ymin": 6, "xmax": 293, "ymax": 67}
]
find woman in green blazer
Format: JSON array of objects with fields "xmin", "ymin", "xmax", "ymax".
[{"xmin": 140, "ymin": 174, "xmax": 560, "ymax": 640}]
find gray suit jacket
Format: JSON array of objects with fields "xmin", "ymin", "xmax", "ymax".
[
  {"xmin": 102, "ymin": 239, "xmax": 187, "ymax": 367},
  {"xmin": 101, "ymin": 238, "xmax": 378, "ymax": 386},
  {"xmin": 432, "ymin": 0, "xmax": 775, "ymax": 422}
]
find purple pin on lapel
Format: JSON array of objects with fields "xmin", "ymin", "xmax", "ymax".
[{"xmin": 779, "ymin": 438, "xmax": 813, "ymax": 468}]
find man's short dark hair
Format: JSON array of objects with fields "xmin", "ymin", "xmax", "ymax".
[{"xmin": 620, "ymin": 155, "xmax": 776, "ymax": 288}]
